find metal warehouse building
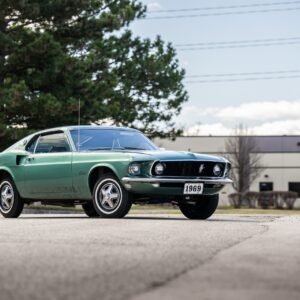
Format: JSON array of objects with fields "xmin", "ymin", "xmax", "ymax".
[{"xmin": 155, "ymin": 136, "xmax": 300, "ymax": 206}]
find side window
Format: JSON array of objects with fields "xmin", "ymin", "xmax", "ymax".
[
  {"xmin": 35, "ymin": 132, "xmax": 71, "ymax": 154},
  {"xmin": 26, "ymin": 136, "xmax": 39, "ymax": 153}
]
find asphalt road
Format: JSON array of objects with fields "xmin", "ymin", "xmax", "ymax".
[{"xmin": 0, "ymin": 213, "xmax": 299, "ymax": 300}]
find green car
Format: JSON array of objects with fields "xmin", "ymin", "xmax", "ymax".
[{"xmin": 0, "ymin": 126, "xmax": 232, "ymax": 219}]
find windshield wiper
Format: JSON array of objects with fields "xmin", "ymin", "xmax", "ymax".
[
  {"xmin": 87, "ymin": 146, "xmax": 148, "ymax": 151},
  {"xmin": 87, "ymin": 147, "xmax": 112, "ymax": 151},
  {"xmin": 118, "ymin": 147, "xmax": 146, "ymax": 150}
]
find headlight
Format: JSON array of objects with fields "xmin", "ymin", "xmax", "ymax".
[
  {"xmin": 154, "ymin": 163, "xmax": 164, "ymax": 175},
  {"xmin": 128, "ymin": 163, "xmax": 141, "ymax": 175},
  {"xmin": 213, "ymin": 164, "xmax": 222, "ymax": 176}
]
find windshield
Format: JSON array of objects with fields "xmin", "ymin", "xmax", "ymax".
[{"xmin": 70, "ymin": 129, "xmax": 158, "ymax": 151}]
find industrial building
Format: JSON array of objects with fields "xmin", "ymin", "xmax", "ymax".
[{"xmin": 155, "ymin": 136, "xmax": 300, "ymax": 206}]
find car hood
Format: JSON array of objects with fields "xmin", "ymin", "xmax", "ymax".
[{"xmin": 127, "ymin": 150, "xmax": 227, "ymax": 163}]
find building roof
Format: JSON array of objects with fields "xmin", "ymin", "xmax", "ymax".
[{"xmin": 157, "ymin": 135, "xmax": 300, "ymax": 153}]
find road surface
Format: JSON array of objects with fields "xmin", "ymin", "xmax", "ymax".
[{"xmin": 0, "ymin": 214, "xmax": 299, "ymax": 300}]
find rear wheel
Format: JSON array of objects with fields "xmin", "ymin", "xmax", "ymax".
[
  {"xmin": 178, "ymin": 194, "xmax": 219, "ymax": 220},
  {"xmin": 92, "ymin": 174, "xmax": 132, "ymax": 218},
  {"xmin": 82, "ymin": 201, "xmax": 99, "ymax": 217},
  {"xmin": 0, "ymin": 177, "xmax": 24, "ymax": 218}
]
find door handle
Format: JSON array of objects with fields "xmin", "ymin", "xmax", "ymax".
[{"xmin": 27, "ymin": 156, "xmax": 35, "ymax": 162}]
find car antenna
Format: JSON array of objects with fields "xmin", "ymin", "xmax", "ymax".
[{"xmin": 78, "ymin": 98, "xmax": 81, "ymax": 151}]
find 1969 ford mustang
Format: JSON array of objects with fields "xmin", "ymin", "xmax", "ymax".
[{"xmin": 0, "ymin": 126, "xmax": 232, "ymax": 219}]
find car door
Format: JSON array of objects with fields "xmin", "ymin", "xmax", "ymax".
[{"xmin": 23, "ymin": 131, "xmax": 74, "ymax": 199}]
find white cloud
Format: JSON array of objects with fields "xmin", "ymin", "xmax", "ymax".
[
  {"xmin": 176, "ymin": 105, "xmax": 202, "ymax": 126},
  {"xmin": 185, "ymin": 123, "xmax": 231, "ymax": 136},
  {"xmin": 185, "ymin": 119, "xmax": 300, "ymax": 136},
  {"xmin": 147, "ymin": 2, "xmax": 162, "ymax": 11},
  {"xmin": 182, "ymin": 60, "xmax": 189, "ymax": 67},
  {"xmin": 252, "ymin": 119, "xmax": 300, "ymax": 135},
  {"xmin": 176, "ymin": 100, "xmax": 300, "ymax": 130},
  {"xmin": 201, "ymin": 100, "xmax": 300, "ymax": 121}
]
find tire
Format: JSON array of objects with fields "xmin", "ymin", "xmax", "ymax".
[
  {"xmin": 0, "ymin": 177, "xmax": 24, "ymax": 218},
  {"xmin": 82, "ymin": 201, "xmax": 99, "ymax": 217},
  {"xmin": 178, "ymin": 194, "xmax": 219, "ymax": 220},
  {"xmin": 92, "ymin": 173, "xmax": 132, "ymax": 218}
]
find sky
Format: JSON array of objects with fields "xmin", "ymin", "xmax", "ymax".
[{"xmin": 131, "ymin": 0, "xmax": 300, "ymax": 135}]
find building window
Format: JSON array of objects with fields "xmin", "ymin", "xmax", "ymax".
[
  {"xmin": 288, "ymin": 182, "xmax": 300, "ymax": 197},
  {"xmin": 259, "ymin": 182, "xmax": 273, "ymax": 192}
]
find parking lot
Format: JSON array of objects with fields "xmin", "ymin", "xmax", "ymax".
[{"xmin": 0, "ymin": 214, "xmax": 299, "ymax": 300}]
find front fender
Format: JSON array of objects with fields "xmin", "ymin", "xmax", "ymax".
[
  {"xmin": 0, "ymin": 167, "xmax": 16, "ymax": 181},
  {"xmin": 88, "ymin": 163, "xmax": 121, "ymax": 181},
  {"xmin": 0, "ymin": 166, "xmax": 25, "ymax": 197}
]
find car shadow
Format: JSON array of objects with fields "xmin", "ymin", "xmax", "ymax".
[
  {"xmin": 14, "ymin": 214, "xmax": 270, "ymax": 223},
  {"xmin": 126, "ymin": 216, "xmax": 266, "ymax": 223}
]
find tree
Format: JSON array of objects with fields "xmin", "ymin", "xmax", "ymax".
[
  {"xmin": 0, "ymin": 0, "xmax": 188, "ymax": 150},
  {"xmin": 225, "ymin": 125, "xmax": 264, "ymax": 208}
]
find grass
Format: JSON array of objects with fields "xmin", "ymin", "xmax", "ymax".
[{"xmin": 215, "ymin": 208, "xmax": 300, "ymax": 215}]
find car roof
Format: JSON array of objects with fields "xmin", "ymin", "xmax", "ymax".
[
  {"xmin": 34, "ymin": 125, "xmax": 139, "ymax": 135},
  {"xmin": 3, "ymin": 126, "xmax": 140, "ymax": 152},
  {"xmin": 66, "ymin": 125, "xmax": 138, "ymax": 131}
]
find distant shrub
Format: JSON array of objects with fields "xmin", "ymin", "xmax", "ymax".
[
  {"xmin": 257, "ymin": 191, "xmax": 274, "ymax": 209},
  {"xmin": 272, "ymin": 191, "xmax": 298, "ymax": 210},
  {"xmin": 228, "ymin": 193, "xmax": 242, "ymax": 208},
  {"xmin": 228, "ymin": 191, "xmax": 298, "ymax": 209},
  {"xmin": 245, "ymin": 192, "xmax": 260, "ymax": 208}
]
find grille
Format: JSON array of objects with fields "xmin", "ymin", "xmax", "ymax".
[{"xmin": 151, "ymin": 161, "xmax": 226, "ymax": 178}]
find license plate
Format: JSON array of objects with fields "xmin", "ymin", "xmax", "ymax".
[{"xmin": 183, "ymin": 183, "xmax": 204, "ymax": 195}]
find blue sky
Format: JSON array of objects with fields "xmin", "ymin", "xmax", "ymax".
[{"xmin": 131, "ymin": 0, "xmax": 300, "ymax": 135}]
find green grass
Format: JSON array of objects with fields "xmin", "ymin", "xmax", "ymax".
[{"xmin": 215, "ymin": 208, "xmax": 300, "ymax": 215}]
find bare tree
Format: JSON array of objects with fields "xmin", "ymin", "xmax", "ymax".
[{"xmin": 225, "ymin": 125, "xmax": 264, "ymax": 208}]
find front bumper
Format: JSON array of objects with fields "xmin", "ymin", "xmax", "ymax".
[
  {"xmin": 121, "ymin": 177, "xmax": 233, "ymax": 196},
  {"xmin": 122, "ymin": 177, "xmax": 233, "ymax": 185}
]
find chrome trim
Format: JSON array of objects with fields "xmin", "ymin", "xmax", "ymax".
[
  {"xmin": 122, "ymin": 177, "xmax": 233, "ymax": 185},
  {"xmin": 224, "ymin": 162, "xmax": 231, "ymax": 178},
  {"xmin": 33, "ymin": 135, "xmax": 41, "ymax": 154},
  {"xmin": 65, "ymin": 129, "xmax": 77, "ymax": 152}
]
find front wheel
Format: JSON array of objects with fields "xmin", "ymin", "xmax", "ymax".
[
  {"xmin": 92, "ymin": 174, "xmax": 132, "ymax": 218},
  {"xmin": 82, "ymin": 202, "xmax": 99, "ymax": 217},
  {"xmin": 178, "ymin": 194, "xmax": 219, "ymax": 220},
  {"xmin": 0, "ymin": 177, "xmax": 24, "ymax": 218}
]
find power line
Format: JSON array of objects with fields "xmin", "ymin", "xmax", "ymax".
[
  {"xmin": 185, "ymin": 70, "xmax": 300, "ymax": 83},
  {"xmin": 186, "ymin": 70, "xmax": 300, "ymax": 78},
  {"xmin": 148, "ymin": 1, "xmax": 300, "ymax": 14},
  {"xmin": 186, "ymin": 76, "xmax": 300, "ymax": 83},
  {"xmin": 185, "ymin": 75, "xmax": 300, "ymax": 83},
  {"xmin": 175, "ymin": 36, "xmax": 300, "ymax": 47},
  {"xmin": 144, "ymin": 7, "xmax": 300, "ymax": 20},
  {"xmin": 178, "ymin": 41, "xmax": 300, "ymax": 51}
]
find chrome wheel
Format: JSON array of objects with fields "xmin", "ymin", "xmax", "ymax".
[
  {"xmin": 95, "ymin": 179, "xmax": 122, "ymax": 214},
  {"xmin": 0, "ymin": 181, "xmax": 14, "ymax": 213}
]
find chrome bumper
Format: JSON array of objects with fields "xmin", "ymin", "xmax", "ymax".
[{"xmin": 121, "ymin": 177, "xmax": 233, "ymax": 185}]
